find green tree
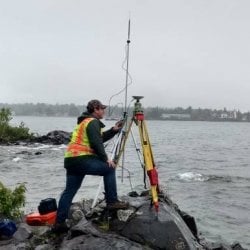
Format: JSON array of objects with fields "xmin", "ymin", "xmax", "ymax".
[
  {"xmin": 0, "ymin": 108, "xmax": 12, "ymax": 139},
  {"xmin": 0, "ymin": 108, "xmax": 12, "ymax": 125},
  {"xmin": 0, "ymin": 182, "xmax": 26, "ymax": 219},
  {"xmin": 0, "ymin": 108, "xmax": 33, "ymax": 143}
]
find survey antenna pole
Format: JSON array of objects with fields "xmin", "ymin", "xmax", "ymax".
[
  {"xmin": 124, "ymin": 19, "xmax": 131, "ymax": 115},
  {"xmin": 121, "ymin": 19, "xmax": 131, "ymax": 182}
]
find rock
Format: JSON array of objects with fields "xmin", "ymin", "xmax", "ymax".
[
  {"xmin": 46, "ymin": 131, "xmax": 71, "ymax": 145},
  {"xmin": 231, "ymin": 242, "xmax": 247, "ymax": 250},
  {"xmin": 35, "ymin": 244, "xmax": 52, "ymax": 250},
  {"xmin": 0, "ymin": 243, "xmax": 17, "ymax": 250},
  {"xmin": 16, "ymin": 151, "xmax": 32, "ymax": 155},
  {"xmin": 71, "ymin": 210, "xmax": 84, "ymax": 222},
  {"xmin": 67, "ymin": 202, "xmax": 85, "ymax": 225},
  {"xmin": 13, "ymin": 223, "xmax": 32, "ymax": 242},
  {"xmin": 28, "ymin": 226, "xmax": 50, "ymax": 237},
  {"xmin": 0, "ymin": 238, "xmax": 13, "ymax": 248},
  {"xmin": 61, "ymin": 232, "xmax": 150, "ymax": 250},
  {"xmin": 208, "ymin": 242, "xmax": 231, "ymax": 250},
  {"xmin": 120, "ymin": 201, "xmax": 201, "ymax": 250},
  {"xmin": 0, "ymin": 192, "xmax": 247, "ymax": 250},
  {"xmin": 13, "ymin": 242, "xmax": 26, "ymax": 249},
  {"xmin": 70, "ymin": 217, "xmax": 101, "ymax": 238},
  {"xmin": 117, "ymin": 208, "xmax": 135, "ymax": 222},
  {"xmin": 31, "ymin": 130, "xmax": 71, "ymax": 145}
]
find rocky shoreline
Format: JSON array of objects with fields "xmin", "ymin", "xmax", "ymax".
[
  {"xmin": 0, "ymin": 191, "xmax": 247, "ymax": 250},
  {"xmin": 0, "ymin": 130, "xmax": 71, "ymax": 146},
  {"xmin": 30, "ymin": 130, "xmax": 71, "ymax": 145}
]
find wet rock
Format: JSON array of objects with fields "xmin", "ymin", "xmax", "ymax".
[
  {"xmin": 13, "ymin": 223, "xmax": 32, "ymax": 241},
  {"xmin": 46, "ymin": 131, "xmax": 71, "ymax": 145},
  {"xmin": 70, "ymin": 217, "xmax": 101, "ymax": 238},
  {"xmin": 0, "ymin": 238, "xmax": 13, "ymax": 248},
  {"xmin": 31, "ymin": 130, "xmax": 71, "ymax": 145},
  {"xmin": 205, "ymin": 242, "xmax": 247, "ymax": 250},
  {"xmin": 120, "ymin": 201, "xmax": 201, "ymax": 250},
  {"xmin": 208, "ymin": 242, "xmax": 231, "ymax": 250},
  {"xmin": 61, "ymin": 232, "xmax": 149, "ymax": 250},
  {"xmin": 0, "ymin": 192, "xmax": 247, "ymax": 250},
  {"xmin": 29, "ymin": 226, "xmax": 50, "ymax": 237},
  {"xmin": 34, "ymin": 244, "xmax": 51, "ymax": 250},
  {"xmin": 71, "ymin": 210, "xmax": 84, "ymax": 222},
  {"xmin": 13, "ymin": 242, "xmax": 26, "ymax": 249},
  {"xmin": 231, "ymin": 242, "xmax": 247, "ymax": 250},
  {"xmin": 16, "ymin": 151, "xmax": 32, "ymax": 155},
  {"xmin": 0, "ymin": 243, "xmax": 17, "ymax": 250},
  {"xmin": 1, "ymin": 130, "xmax": 71, "ymax": 146},
  {"xmin": 68, "ymin": 202, "xmax": 85, "ymax": 224},
  {"xmin": 117, "ymin": 208, "xmax": 135, "ymax": 222}
]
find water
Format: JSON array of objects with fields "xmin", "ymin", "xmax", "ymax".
[{"xmin": 1, "ymin": 116, "xmax": 250, "ymax": 248}]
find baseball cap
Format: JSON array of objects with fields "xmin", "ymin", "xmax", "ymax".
[{"xmin": 87, "ymin": 99, "xmax": 107, "ymax": 112}]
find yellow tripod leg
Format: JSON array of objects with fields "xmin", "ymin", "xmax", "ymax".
[{"xmin": 138, "ymin": 120, "xmax": 159, "ymax": 212}]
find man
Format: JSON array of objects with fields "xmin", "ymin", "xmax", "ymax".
[{"xmin": 54, "ymin": 99, "xmax": 128, "ymax": 232}]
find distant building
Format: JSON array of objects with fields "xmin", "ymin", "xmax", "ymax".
[
  {"xmin": 220, "ymin": 113, "xmax": 228, "ymax": 119},
  {"xmin": 228, "ymin": 110, "xmax": 237, "ymax": 119},
  {"xmin": 242, "ymin": 115, "xmax": 247, "ymax": 121},
  {"xmin": 220, "ymin": 110, "xmax": 237, "ymax": 120}
]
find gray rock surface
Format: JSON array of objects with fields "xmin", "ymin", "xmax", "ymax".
[
  {"xmin": 121, "ymin": 202, "xmax": 200, "ymax": 249},
  {"xmin": 0, "ymin": 192, "xmax": 247, "ymax": 250},
  {"xmin": 13, "ymin": 223, "xmax": 32, "ymax": 241},
  {"xmin": 31, "ymin": 130, "xmax": 71, "ymax": 145}
]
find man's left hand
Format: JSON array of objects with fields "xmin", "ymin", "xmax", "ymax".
[{"xmin": 107, "ymin": 159, "xmax": 116, "ymax": 168}]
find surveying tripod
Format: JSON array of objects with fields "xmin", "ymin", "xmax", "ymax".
[
  {"xmin": 90, "ymin": 96, "xmax": 160, "ymax": 214},
  {"xmin": 114, "ymin": 96, "xmax": 160, "ymax": 212}
]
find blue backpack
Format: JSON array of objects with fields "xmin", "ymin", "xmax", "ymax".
[{"xmin": 0, "ymin": 219, "xmax": 17, "ymax": 237}]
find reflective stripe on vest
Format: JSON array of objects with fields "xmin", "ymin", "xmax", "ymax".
[{"xmin": 64, "ymin": 117, "xmax": 96, "ymax": 158}]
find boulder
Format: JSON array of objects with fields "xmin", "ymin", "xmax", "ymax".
[
  {"xmin": 13, "ymin": 223, "xmax": 32, "ymax": 241},
  {"xmin": 31, "ymin": 130, "xmax": 71, "ymax": 145},
  {"xmin": 120, "ymin": 202, "xmax": 200, "ymax": 249}
]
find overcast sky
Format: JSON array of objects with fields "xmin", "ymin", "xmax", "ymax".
[{"xmin": 1, "ymin": 0, "xmax": 250, "ymax": 111}]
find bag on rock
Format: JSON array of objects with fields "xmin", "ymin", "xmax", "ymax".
[
  {"xmin": 0, "ymin": 219, "xmax": 17, "ymax": 237},
  {"xmin": 38, "ymin": 198, "xmax": 57, "ymax": 215}
]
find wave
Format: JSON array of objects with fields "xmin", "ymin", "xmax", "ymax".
[
  {"xmin": 12, "ymin": 157, "xmax": 21, "ymax": 162},
  {"xmin": 177, "ymin": 172, "xmax": 208, "ymax": 182},
  {"xmin": 175, "ymin": 172, "xmax": 250, "ymax": 183},
  {"xmin": 8, "ymin": 144, "xmax": 66, "ymax": 155}
]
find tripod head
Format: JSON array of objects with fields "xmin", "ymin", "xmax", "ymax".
[
  {"xmin": 132, "ymin": 96, "xmax": 144, "ymax": 102},
  {"xmin": 132, "ymin": 96, "xmax": 144, "ymax": 121}
]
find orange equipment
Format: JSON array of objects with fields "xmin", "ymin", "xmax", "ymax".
[{"xmin": 26, "ymin": 211, "xmax": 57, "ymax": 226}]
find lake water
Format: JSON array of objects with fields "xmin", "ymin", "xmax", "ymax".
[{"xmin": 1, "ymin": 116, "xmax": 250, "ymax": 248}]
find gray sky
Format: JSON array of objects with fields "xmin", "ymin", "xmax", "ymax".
[{"xmin": 1, "ymin": 0, "xmax": 250, "ymax": 111}]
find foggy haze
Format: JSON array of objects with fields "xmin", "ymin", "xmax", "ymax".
[{"xmin": 1, "ymin": 0, "xmax": 250, "ymax": 111}]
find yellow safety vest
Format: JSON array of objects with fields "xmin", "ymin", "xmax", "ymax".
[{"xmin": 64, "ymin": 117, "xmax": 96, "ymax": 158}]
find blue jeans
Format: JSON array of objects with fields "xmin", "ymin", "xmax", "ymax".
[{"xmin": 56, "ymin": 157, "xmax": 117, "ymax": 224}]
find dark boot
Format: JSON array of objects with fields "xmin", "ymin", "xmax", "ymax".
[
  {"xmin": 51, "ymin": 222, "xmax": 69, "ymax": 234},
  {"xmin": 107, "ymin": 200, "xmax": 129, "ymax": 210}
]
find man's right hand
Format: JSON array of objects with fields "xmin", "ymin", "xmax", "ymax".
[
  {"xmin": 107, "ymin": 159, "xmax": 116, "ymax": 168},
  {"xmin": 113, "ymin": 120, "xmax": 124, "ymax": 131}
]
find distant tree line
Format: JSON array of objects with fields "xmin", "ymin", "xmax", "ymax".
[
  {"xmin": 0, "ymin": 103, "xmax": 250, "ymax": 122},
  {"xmin": 145, "ymin": 106, "xmax": 250, "ymax": 122},
  {"xmin": 0, "ymin": 103, "xmax": 83, "ymax": 117}
]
